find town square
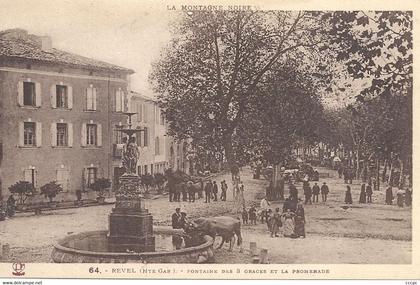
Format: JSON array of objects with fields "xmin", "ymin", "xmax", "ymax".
[{"xmin": 0, "ymin": 2, "xmax": 413, "ymax": 266}]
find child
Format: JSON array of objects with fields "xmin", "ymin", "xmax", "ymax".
[
  {"xmin": 242, "ymin": 207, "xmax": 249, "ymax": 225},
  {"xmin": 249, "ymin": 205, "xmax": 257, "ymax": 225}
]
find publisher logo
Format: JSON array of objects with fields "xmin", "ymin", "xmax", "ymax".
[{"xmin": 12, "ymin": 262, "xmax": 25, "ymax": 276}]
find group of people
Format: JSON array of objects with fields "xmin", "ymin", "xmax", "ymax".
[
  {"xmin": 337, "ymin": 165, "xmax": 355, "ymax": 184},
  {"xmin": 204, "ymin": 180, "xmax": 228, "ymax": 203},
  {"xmin": 343, "ymin": 183, "xmax": 412, "ymax": 207},
  {"xmin": 303, "ymin": 181, "xmax": 330, "ymax": 204},
  {"xmin": 241, "ymin": 196, "xmax": 306, "ymax": 239}
]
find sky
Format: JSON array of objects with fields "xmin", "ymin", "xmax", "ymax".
[{"xmin": 0, "ymin": 0, "xmax": 177, "ymax": 97}]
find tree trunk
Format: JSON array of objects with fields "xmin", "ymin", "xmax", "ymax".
[
  {"xmin": 376, "ymin": 158, "xmax": 380, "ymax": 191},
  {"xmin": 399, "ymin": 158, "xmax": 404, "ymax": 188},
  {"xmin": 382, "ymin": 159, "xmax": 388, "ymax": 183},
  {"xmin": 355, "ymin": 148, "xmax": 360, "ymax": 179},
  {"xmin": 388, "ymin": 160, "xmax": 394, "ymax": 186}
]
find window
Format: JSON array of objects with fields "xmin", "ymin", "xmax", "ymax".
[
  {"xmin": 150, "ymin": 164, "xmax": 154, "ymax": 175},
  {"xmin": 143, "ymin": 127, "xmax": 148, "ymax": 147},
  {"xmin": 86, "ymin": 124, "xmax": 97, "ymax": 146},
  {"xmin": 155, "ymin": 137, "xmax": 160, "ymax": 155},
  {"xmin": 115, "ymin": 126, "xmax": 123, "ymax": 144},
  {"xmin": 86, "ymin": 86, "xmax": 97, "ymax": 111},
  {"xmin": 136, "ymin": 103, "xmax": 143, "ymax": 122},
  {"xmin": 23, "ymin": 82, "xmax": 36, "ymax": 106},
  {"xmin": 24, "ymin": 122, "xmax": 36, "ymax": 146},
  {"xmin": 56, "ymin": 169, "xmax": 69, "ymax": 191},
  {"xmin": 160, "ymin": 111, "xmax": 165, "ymax": 125},
  {"xmin": 137, "ymin": 165, "xmax": 142, "ymax": 175},
  {"xmin": 56, "ymin": 123, "xmax": 68, "ymax": 146},
  {"xmin": 115, "ymin": 89, "xmax": 124, "ymax": 112},
  {"xmin": 24, "ymin": 168, "xmax": 36, "ymax": 187},
  {"xmin": 87, "ymin": 167, "xmax": 97, "ymax": 188},
  {"xmin": 56, "ymin": 85, "xmax": 68, "ymax": 108},
  {"xmin": 144, "ymin": 165, "xmax": 148, "ymax": 174}
]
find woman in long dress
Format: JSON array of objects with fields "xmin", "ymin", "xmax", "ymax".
[
  {"xmin": 345, "ymin": 185, "xmax": 353, "ymax": 204},
  {"xmin": 294, "ymin": 204, "xmax": 306, "ymax": 238},
  {"xmin": 281, "ymin": 209, "xmax": 295, "ymax": 237},
  {"xmin": 359, "ymin": 184, "xmax": 366, "ymax": 204}
]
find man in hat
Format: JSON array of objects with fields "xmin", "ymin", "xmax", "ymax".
[
  {"xmin": 204, "ymin": 181, "xmax": 212, "ymax": 203},
  {"xmin": 171, "ymin": 208, "xmax": 182, "ymax": 229}
]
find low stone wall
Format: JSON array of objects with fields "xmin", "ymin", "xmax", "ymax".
[{"xmin": 51, "ymin": 227, "xmax": 214, "ymax": 263}]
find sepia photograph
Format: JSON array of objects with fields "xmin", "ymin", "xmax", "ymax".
[{"xmin": 0, "ymin": 0, "xmax": 417, "ymax": 280}]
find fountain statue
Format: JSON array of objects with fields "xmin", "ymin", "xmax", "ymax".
[
  {"xmin": 107, "ymin": 112, "xmax": 155, "ymax": 252},
  {"xmin": 51, "ymin": 112, "xmax": 215, "ymax": 263}
]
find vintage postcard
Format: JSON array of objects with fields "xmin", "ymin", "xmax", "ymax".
[{"xmin": 0, "ymin": 0, "xmax": 418, "ymax": 280}]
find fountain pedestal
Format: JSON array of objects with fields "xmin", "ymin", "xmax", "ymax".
[{"xmin": 108, "ymin": 174, "xmax": 155, "ymax": 252}]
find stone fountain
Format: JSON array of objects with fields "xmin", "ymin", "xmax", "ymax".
[{"xmin": 51, "ymin": 113, "xmax": 215, "ymax": 263}]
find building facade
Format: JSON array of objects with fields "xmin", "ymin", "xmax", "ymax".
[
  {"xmin": 0, "ymin": 29, "xmax": 133, "ymax": 201},
  {"xmin": 129, "ymin": 92, "xmax": 191, "ymax": 176}
]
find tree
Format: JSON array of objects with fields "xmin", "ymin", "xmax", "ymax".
[
  {"xmin": 40, "ymin": 181, "xmax": 63, "ymax": 203},
  {"xmin": 323, "ymin": 11, "xmax": 412, "ymax": 100},
  {"xmin": 150, "ymin": 11, "xmax": 329, "ymax": 173},
  {"xmin": 8, "ymin": 181, "xmax": 35, "ymax": 205}
]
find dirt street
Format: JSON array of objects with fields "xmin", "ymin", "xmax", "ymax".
[{"xmin": 0, "ymin": 166, "xmax": 411, "ymax": 263}]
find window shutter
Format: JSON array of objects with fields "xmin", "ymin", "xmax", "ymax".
[
  {"xmin": 116, "ymin": 90, "xmax": 121, "ymax": 112},
  {"xmin": 51, "ymin": 85, "xmax": 57, "ymax": 108},
  {"xmin": 68, "ymin": 123, "xmax": 73, "ymax": 147},
  {"xmin": 35, "ymin": 82, "xmax": 41, "ymax": 107},
  {"xmin": 50, "ymin": 123, "xmax": 57, "ymax": 147},
  {"xmin": 97, "ymin": 124, "xmax": 102, "ymax": 146},
  {"xmin": 93, "ymin": 88, "xmax": 97, "ymax": 110},
  {"xmin": 17, "ymin": 81, "xmax": 24, "ymax": 106},
  {"xmin": 36, "ymin": 122, "xmax": 42, "ymax": 147},
  {"xmin": 24, "ymin": 169, "xmax": 32, "ymax": 182},
  {"xmin": 68, "ymin": 86, "xmax": 73, "ymax": 109},
  {"xmin": 18, "ymin": 122, "xmax": 24, "ymax": 146},
  {"xmin": 122, "ymin": 91, "xmax": 126, "ymax": 112},
  {"xmin": 143, "ymin": 105, "xmax": 147, "ymax": 123},
  {"xmin": 81, "ymin": 123, "xmax": 87, "ymax": 147},
  {"xmin": 86, "ymin": 88, "xmax": 92, "ymax": 110}
]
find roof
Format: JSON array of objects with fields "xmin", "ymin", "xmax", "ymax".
[
  {"xmin": 0, "ymin": 29, "xmax": 134, "ymax": 74},
  {"xmin": 131, "ymin": 91, "xmax": 157, "ymax": 102}
]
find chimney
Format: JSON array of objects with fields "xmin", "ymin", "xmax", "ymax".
[{"xmin": 40, "ymin": 36, "xmax": 52, "ymax": 51}]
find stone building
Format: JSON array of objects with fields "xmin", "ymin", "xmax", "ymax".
[
  {"xmin": 129, "ymin": 91, "xmax": 192, "ymax": 175},
  {"xmin": 0, "ymin": 29, "xmax": 133, "ymax": 201}
]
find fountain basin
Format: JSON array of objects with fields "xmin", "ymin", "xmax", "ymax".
[{"xmin": 51, "ymin": 227, "xmax": 215, "ymax": 263}]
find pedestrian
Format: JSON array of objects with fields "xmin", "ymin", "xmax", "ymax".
[
  {"xmin": 278, "ymin": 175, "xmax": 285, "ymax": 200},
  {"xmin": 266, "ymin": 209, "xmax": 273, "ymax": 230},
  {"xmin": 338, "ymin": 165, "xmax": 343, "ymax": 178},
  {"xmin": 249, "ymin": 205, "xmax": 257, "ymax": 225},
  {"xmin": 405, "ymin": 188, "xmax": 412, "ymax": 207},
  {"xmin": 266, "ymin": 181, "xmax": 274, "ymax": 201},
  {"xmin": 171, "ymin": 208, "xmax": 183, "ymax": 249},
  {"xmin": 349, "ymin": 168, "xmax": 354, "ymax": 184},
  {"xmin": 366, "ymin": 183, "xmax": 373, "ymax": 203},
  {"xmin": 294, "ymin": 203, "xmax": 306, "ymax": 238},
  {"xmin": 180, "ymin": 212, "xmax": 189, "ymax": 229},
  {"xmin": 313, "ymin": 169, "xmax": 319, "ymax": 181},
  {"xmin": 187, "ymin": 181, "xmax": 195, "ymax": 202},
  {"xmin": 220, "ymin": 180, "xmax": 227, "ymax": 201},
  {"xmin": 6, "ymin": 195, "xmax": 16, "ymax": 217},
  {"xmin": 359, "ymin": 183, "xmax": 366, "ymax": 204},
  {"xmin": 321, "ymin": 182, "xmax": 329, "ymax": 202},
  {"xmin": 212, "ymin": 181, "xmax": 218, "ymax": 201},
  {"xmin": 303, "ymin": 182, "xmax": 312, "ymax": 205},
  {"xmin": 345, "ymin": 185, "xmax": 353, "ymax": 204},
  {"xmin": 171, "ymin": 208, "xmax": 182, "ymax": 229},
  {"xmin": 385, "ymin": 186, "xmax": 394, "ymax": 205},
  {"xmin": 343, "ymin": 168, "xmax": 348, "ymax": 184},
  {"xmin": 181, "ymin": 183, "xmax": 188, "ymax": 202},
  {"xmin": 242, "ymin": 206, "xmax": 249, "ymax": 225},
  {"xmin": 260, "ymin": 196, "xmax": 270, "ymax": 223},
  {"xmin": 312, "ymin": 182, "xmax": 320, "ymax": 203},
  {"xmin": 270, "ymin": 208, "xmax": 281, "ymax": 238},
  {"xmin": 396, "ymin": 188, "xmax": 405, "ymax": 207},
  {"xmin": 204, "ymin": 181, "xmax": 212, "ymax": 203},
  {"xmin": 289, "ymin": 183, "xmax": 298, "ymax": 201},
  {"xmin": 281, "ymin": 209, "xmax": 295, "ymax": 237}
]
